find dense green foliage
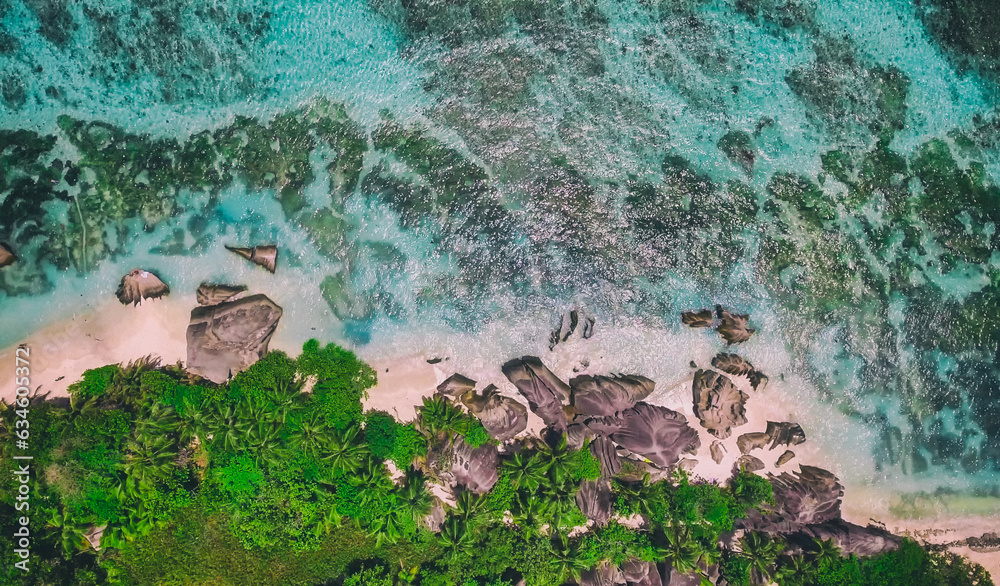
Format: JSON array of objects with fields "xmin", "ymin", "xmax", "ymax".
[{"xmin": 1, "ymin": 342, "xmax": 993, "ymax": 585}]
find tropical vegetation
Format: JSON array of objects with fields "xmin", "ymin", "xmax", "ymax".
[{"xmin": 0, "ymin": 342, "xmax": 992, "ymax": 585}]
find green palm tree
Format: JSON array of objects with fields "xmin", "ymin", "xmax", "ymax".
[
  {"xmin": 536, "ymin": 436, "xmax": 576, "ymax": 487},
  {"xmin": 395, "ymin": 469, "xmax": 433, "ymax": 525},
  {"xmin": 326, "ymin": 425, "xmax": 369, "ymax": 473},
  {"xmin": 656, "ymin": 524, "xmax": 707, "ymax": 577},
  {"xmin": 503, "ymin": 450, "xmax": 548, "ymax": 491},
  {"xmin": 120, "ymin": 435, "xmax": 177, "ymax": 494},
  {"xmin": 550, "ymin": 533, "xmax": 591, "ymax": 583},
  {"xmin": 367, "ymin": 507, "xmax": 405, "ymax": 546},
  {"xmin": 452, "ymin": 489, "xmax": 486, "ymax": 528},
  {"xmin": 511, "ymin": 491, "xmax": 552, "ymax": 536},
  {"xmin": 417, "ymin": 396, "xmax": 468, "ymax": 439},
  {"xmin": 204, "ymin": 403, "xmax": 251, "ymax": 453},
  {"xmin": 740, "ymin": 532, "xmax": 784, "ymax": 585},
  {"xmin": 775, "ymin": 554, "xmax": 818, "ymax": 586},
  {"xmin": 287, "ymin": 410, "xmax": 333, "ymax": 460},
  {"xmin": 46, "ymin": 509, "xmax": 91, "ymax": 559},
  {"xmin": 614, "ymin": 474, "xmax": 659, "ymax": 520},
  {"xmin": 438, "ymin": 516, "xmax": 475, "ymax": 561},
  {"xmin": 245, "ymin": 419, "xmax": 287, "ymax": 467},
  {"xmin": 810, "ymin": 537, "xmax": 841, "ymax": 569},
  {"xmin": 265, "ymin": 378, "xmax": 304, "ymax": 423},
  {"xmin": 135, "ymin": 403, "xmax": 180, "ymax": 438}
]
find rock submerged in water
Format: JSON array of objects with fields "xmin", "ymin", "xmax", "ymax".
[
  {"xmin": 585, "ymin": 402, "xmax": 701, "ymax": 469},
  {"xmin": 226, "ymin": 244, "xmax": 278, "ymax": 273},
  {"xmin": 115, "ymin": 269, "xmax": 170, "ymax": 306},
  {"xmin": 186, "ymin": 294, "xmax": 283, "ymax": 383},
  {"xmin": 711, "ymin": 352, "xmax": 768, "ymax": 391},
  {"xmin": 691, "ymin": 369, "xmax": 749, "ymax": 439},
  {"xmin": 501, "ymin": 356, "xmax": 571, "ymax": 432},
  {"xmin": 681, "ymin": 308, "xmax": 713, "ymax": 328},
  {"xmin": 460, "ymin": 384, "xmax": 528, "ymax": 442},
  {"xmin": 716, "ymin": 305, "xmax": 755, "ymax": 344},
  {"xmin": 549, "ymin": 307, "xmax": 595, "ymax": 349},
  {"xmin": 0, "ymin": 242, "xmax": 16, "ymax": 268},
  {"xmin": 196, "ymin": 283, "xmax": 246, "ymax": 306},
  {"xmin": 571, "ymin": 374, "xmax": 656, "ymax": 416}
]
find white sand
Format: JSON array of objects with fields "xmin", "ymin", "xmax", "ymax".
[{"xmin": 0, "ymin": 296, "xmax": 192, "ymax": 403}]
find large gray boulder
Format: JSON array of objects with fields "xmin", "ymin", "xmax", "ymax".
[
  {"xmin": 461, "ymin": 384, "xmax": 529, "ymax": 442},
  {"xmin": 501, "ymin": 356, "xmax": 571, "ymax": 432},
  {"xmin": 571, "ymin": 374, "xmax": 656, "ymax": 416},
  {"xmin": 585, "ymin": 402, "xmax": 701, "ymax": 469},
  {"xmin": 691, "ymin": 369, "xmax": 748, "ymax": 439},
  {"xmin": 451, "ymin": 438, "xmax": 499, "ymax": 494},
  {"xmin": 622, "ymin": 559, "xmax": 662, "ymax": 586},
  {"xmin": 576, "ymin": 479, "xmax": 613, "ymax": 526},
  {"xmin": 743, "ymin": 465, "xmax": 844, "ymax": 532},
  {"xmin": 590, "ymin": 436, "xmax": 622, "ymax": 477},
  {"xmin": 711, "ymin": 353, "xmax": 768, "ymax": 391},
  {"xmin": 186, "ymin": 294, "xmax": 282, "ymax": 383},
  {"xmin": 789, "ymin": 519, "xmax": 901, "ymax": 557},
  {"xmin": 716, "ymin": 305, "xmax": 755, "ymax": 345},
  {"xmin": 580, "ymin": 564, "xmax": 626, "ymax": 586}
]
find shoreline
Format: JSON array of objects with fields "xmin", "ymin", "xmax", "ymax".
[{"xmin": 1, "ymin": 301, "xmax": 997, "ymax": 578}]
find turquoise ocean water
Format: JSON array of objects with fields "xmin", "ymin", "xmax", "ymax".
[{"xmin": 1, "ymin": 0, "xmax": 998, "ymax": 519}]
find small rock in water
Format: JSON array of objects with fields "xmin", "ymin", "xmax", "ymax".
[
  {"xmin": 0, "ymin": 242, "xmax": 16, "ymax": 268},
  {"xmin": 776, "ymin": 450, "xmax": 796, "ymax": 466},
  {"xmin": 196, "ymin": 283, "xmax": 246, "ymax": 306},
  {"xmin": 549, "ymin": 307, "xmax": 596, "ymax": 350},
  {"xmin": 681, "ymin": 308, "xmax": 714, "ymax": 328},
  {"xmin": 716, "ymin": 305, "xmax": 755, "ymax": 344},
  {"xmin": 226, "ymin": 244, "xmax": 278, "ymax": 273},
  {"xmin": 426, "ymin": 357, "xmax": 443, "ymax": 364},
  {"xmin": 115, "ymin": 269, "xmax": 170, "ymax": 306}
]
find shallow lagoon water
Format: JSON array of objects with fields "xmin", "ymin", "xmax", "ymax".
[{"xmin": 1, "ymin": 0, "xmax": 999, "ymax": 535}]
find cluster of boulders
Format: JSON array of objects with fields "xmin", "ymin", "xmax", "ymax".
[
  {"xmin": 502, "ymin": 356, "xmax": 701, "ymax": 473},
  {"xmin": 113, "ymin": 244, "xmax": 283, "ymax": 384},
  {"xmin": 682, "ymin": 305, "xmax": 756, "ymax": 345},
  {"xmin": 737, "ymin": 465, "xmax": 902, "ymax": 557}
]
